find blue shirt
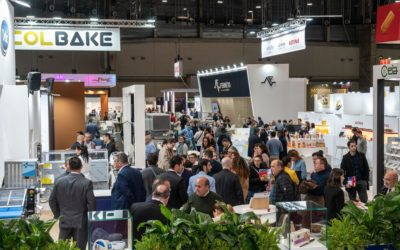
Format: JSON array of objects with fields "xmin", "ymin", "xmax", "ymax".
[
  {"xmin": 187, "ymin": 171, "xmax": 216, "ymax": 196},
  {"xmin": 145, "ymin": 142, "xmax": 157, "ymax": 159},
  {"xmin": 292, "ymin": 159, "xmax": 307, "ymax": 180},
  {"xmin": 267, "ymin": 138, "xmax": 283, "ymax": 157}
]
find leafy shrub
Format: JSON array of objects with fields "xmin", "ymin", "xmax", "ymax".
[
  {"xmin": 327, "ymin": 184, "xmax": 400, "ymax": 249},
  {"xmin": 135, "ymin": 202, "xmax": 280, "ymax": 250},
  {"xmin": 0, "ymin": 216, "xmax": 79, "ymax": 250}
]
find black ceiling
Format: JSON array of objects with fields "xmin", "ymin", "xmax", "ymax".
[{"xmin": 12, "ymin": 0, "xmax": 389, "ymax": 40}]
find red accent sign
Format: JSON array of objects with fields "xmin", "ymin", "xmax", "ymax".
[{"xmin": 376, "ymin": 3, "xmax": 400, "ymax": 44}]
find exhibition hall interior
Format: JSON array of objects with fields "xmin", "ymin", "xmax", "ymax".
[{"xmin": 1, "ymin": 0, "xmax": 400, "ymax": 249}]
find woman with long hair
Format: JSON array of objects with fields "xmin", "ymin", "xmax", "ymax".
[
  {"xmin": 253, "ymin": 143, "xmax": 270, "ymax": 168},
  {"xmin": 324, "ymin": 168, "xmax": 345, "ymax": 222},
  {"xmin": 200, "ymin": 137, "xmax": 211, "ymax": 155},
  {"xmin": 248, "ymin": 155, "xmax": 268, "ymax": 199},
  {"xmin": 288, "ymin": 149, "xmax": 307, "ymax": 181},
  {"xmin": 75, "ymin": 145, "xmax": 91, "ymax": 179},
  {"xmin": 229, "ymin": 148, "xmax": 250, "ymax": 200}
]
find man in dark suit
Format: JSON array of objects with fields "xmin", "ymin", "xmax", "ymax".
[
  {"xmin": 111, "ymin": 152, "xmax": 146, "ymax": 209},
  {"xmin": 203, "ymin": 149, "xmax": 222, "ymax": 176},
  {"xmin": 248, "ymin": 128, "xmax": 262, "ymax": 157},
  {"xmin": 214, "ymin": 157, "xmax": 244, "ymax": 206},
  {"xmin": 141, "ymin": 153, "xmax": 165, "ymax": 198},
  {"xmin": 380, "ymin": 170, "xmax": 398, "ymax": 195},
  {"xmin": 131, "ymin": 181, "xmax": 170, "ymax": 240},
  {"xmin": 49, "ymin": 157, "xmax": 95, "ymax": 250},
  {"xmin": 158, "ymin": 155, "xmax": 188, "ymax": 209}
]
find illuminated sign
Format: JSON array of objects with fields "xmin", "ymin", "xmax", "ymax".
[
  {"xmin": 15, "ymin": 27, "xmax": 120, "ymax": 51},
  {"xmin": 41, "ymin": 73, "xmax": 116, "ymax": 88}
]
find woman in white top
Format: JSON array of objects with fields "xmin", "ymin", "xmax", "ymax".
[
  {"xmin": 75, "ymin": 145, "xmax": 91, "ymax": 179},
  {"xmin": 193, "ymin": 127, "xmax": 205, "ymax": 151}
]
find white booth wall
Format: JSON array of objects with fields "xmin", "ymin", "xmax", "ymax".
[
  {"xmin": 199, "ymin": 64, "xmax": 307, "ymax": 125},
  {"xmin": 0, "ymin": 0, "xmax": 30, "ymax": 183},
  {"xmin": 247, "ymin": 64, "xmax": 307, "ymax": 122}
]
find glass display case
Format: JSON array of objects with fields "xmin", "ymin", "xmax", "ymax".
[
  {"xmin": 276, "ymin": 201, "xmax": 327, "ymax": 250},
  {"xmin": 88, "ymin": 209, "xmax": 132, "ymax": 250}
]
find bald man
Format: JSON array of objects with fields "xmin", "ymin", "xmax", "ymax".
[
  {"xmin": 182, "ymin": 176, "xmax": 222, "ymax": 216},
  {"xmin": 381, "ymin": 170, "xmax": 399, "ymax": 195},
  {"xmin": 213, "ymin": 157, "xmax": 244, "ymax": 206}
]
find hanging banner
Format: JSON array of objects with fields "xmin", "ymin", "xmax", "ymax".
[
  {"xmin": 376, "ymin": 2, "xmax": 400, "ymax": 44},
  {"xmin": 15, "ymin": 27, "xmax": 120, "ymax": 51},
  {"xmin": 259, "ymin": 22, "xmax": 306, "ymax": 58},
  {"xmin": 198, "ymin": 69, "xmax": 250, "ymax": 98}
]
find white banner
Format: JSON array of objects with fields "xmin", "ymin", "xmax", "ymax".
[
  {"xmin": 261, "ymin": 27, "xmax": 306, "ymax": 58},
  {"xmin": 15, "ymin": 27, "xmax": 120, "ymax": 51}
]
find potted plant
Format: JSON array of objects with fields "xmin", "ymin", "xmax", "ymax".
[
  {"xmin": 0, "ymin": 215, "xmax": 79, "ymax": 250},
  {"xmin": 135, "ymin": 203, "xmax": 281, "ymax": 250},
  {"xmin": 327, "ymin": 185, "xmax": 400, "ymax": 249}
]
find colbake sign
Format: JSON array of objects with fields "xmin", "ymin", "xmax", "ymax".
[{"xmin": 14, "ymin": 27, "xmax": 120, "ymax": 51}]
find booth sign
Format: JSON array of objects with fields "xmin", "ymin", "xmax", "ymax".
[
  {"xmin": 15, "ymin": 27, "xmax": 120, "ymax": 51},
  {"xmin": 41, "ymin": 73, "xmax": 117, "ymax": 88},
  {"xmin": 376, "ymin": 2, "xmax": 400, "ymax": 44}
]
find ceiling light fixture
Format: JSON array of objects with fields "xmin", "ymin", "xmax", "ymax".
[
  {"xmin": 217, "ymin": 0, "xmax": 223, "ymax": 4},
  {"xmin": 162, "ymin": 0, "xmax": 168, "ymax": 2},
  {"xmin": 26, "ymin": 15, "xmax": 35, "ymax": 18},
  {"xmin": 307, "ymin": 2, "xmax": 313, "ymax": 6},
  {"xmin": 53, "ymin": 17, "xmax": 62, "ymax": 20},
  {"xmin": 255, "ymin": 5, "xmax": 261, "ymax": 9},
  {"xmin": 90, "ymin": 17, "xmax": 99, "ymax": 21},
  {"xmin": 271, "ymin": 23, "xmax": 279, "ymax": 26},
  {"xmin": 11, "ymin": 0, "xmax": 31, "ymax": 8}
]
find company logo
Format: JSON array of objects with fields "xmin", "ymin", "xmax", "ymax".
[
  {"xmin": 289, "ymin": 38, "xmax": 300, "ymax": 45},
  {"xmin": 92, "ymin": 77, "xmax": 113, "ymax": 83},
  {"xmin": 1, "ymin": 20, "xmax": 9, "ymax": 56},
  {"xmin": 381, "ymin": 65, "xmax": 398, "ymax": 77},
  {"xmin": 261, "ymin": 76, "xmax": 276, "ymax": 86},
  {"xmin": 214, "ymin": 79, "xmax": 231, "ymax": 93}
]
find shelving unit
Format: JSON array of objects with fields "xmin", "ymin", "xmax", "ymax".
[{"xmin": 385, "ymin": 138, "xmax": 400, "ymax": 175}]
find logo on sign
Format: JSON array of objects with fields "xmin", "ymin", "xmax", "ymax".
[
  {"xmin": 92, "ymin": 77, "xmax": 112, "ymax": 83},
  {"xmin": 214, "ymin": 79, "xmax": 231, "ymax": 93},
  {"xmin": 289, "ymin": 38, "xmax": 300, "ymax": 45},
  {"xmin": 1, "ymin": 20, "xmax": 9, "ymax": 56},
  {"xmin": 261, "ymin": 76, "xmax": 276, "ymax": 86},
  {"xmin": 381, "ymin": 65, "xmax": 398, "ymax": 77}
]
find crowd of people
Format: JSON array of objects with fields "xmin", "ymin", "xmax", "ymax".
[{"xmin": 48, "ymin": 111, "xmax": 399, "ymax": 250}]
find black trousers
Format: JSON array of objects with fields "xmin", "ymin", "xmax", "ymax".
[
  {"xmin": 346, "ymin": 180, "xmax": 368, "ymax": 203},
  {"xmin": 59, "ymin": 224, "xmax": 88, "ymax": 250}
]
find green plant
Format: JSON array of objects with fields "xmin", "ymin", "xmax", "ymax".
[
  {"xmin": 136, "ymin": 202, "xmax": 280, "ymax": 250},
  {"xmin": 327, "ymin": 184, "xmax": 400, "ymax": 249},
  {"xmin": 0, "ymin": 216, "xmax": 79, "ymax": 250}
]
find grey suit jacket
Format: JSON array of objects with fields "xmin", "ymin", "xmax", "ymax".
[{"xmin": 49, "ymin": 172, "xmax": 96, "ymax": 229}]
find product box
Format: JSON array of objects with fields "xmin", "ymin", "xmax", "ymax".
[{"xmin": 290, "ymin": 228, "xmax": 311, "ymax": 246}]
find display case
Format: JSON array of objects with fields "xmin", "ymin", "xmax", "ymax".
[
  {"xmin": 40, "ymin": 150, "xmax": 109, "ymax": 199},
  {"xmin": 276, "ymin": 201, "xmax": 327, "ymax": 250},
  {"xmin": 88, "ymin": 209, "xmax": 132, "ymax": 250}
]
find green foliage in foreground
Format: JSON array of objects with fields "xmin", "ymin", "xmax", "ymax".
[
  {"xmin": 0, "ymin": 215, "xmax": 79, "ymax": 250},
  {"xmin": 135, "ymin": 202, "xmax": 281, "ymax": 250}
]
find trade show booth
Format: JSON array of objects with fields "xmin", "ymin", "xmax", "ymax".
[{"xmin": 197, "ymin": 64, "xmax": 307, "ymax": 126}]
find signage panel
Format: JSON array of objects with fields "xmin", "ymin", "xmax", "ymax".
[
  {"xmin": 41, "ymin": 73, "xmax": 116, "ymax": 88},
  {"xmin": 261, "ymin": 27, "xmax": 305, "ymax": 58},
  {"xmin": 0, "ymin": 0, "xmax": 15, "ymax": 85},
  {"xmin": 376, "ymin": 3, "xmax": 400, "ymax": 44},
  {"xmin": 15, "ymin": 27, "xmax": 120, "ymax": 51},
  {"xmin": 198, "ymin": 70, "xmax": 250, "ymax": 98},
  {"xmin": 174, "ymin": 61, "xmax": 183, "ymax": 78}
]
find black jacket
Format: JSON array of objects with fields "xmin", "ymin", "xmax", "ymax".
[
  {"xmin": 249, "ymin": 165, "xmax": 268, "ymax": 193},
  {"xmin": 158, "ymin": 171, "xmax": 188, "ymax": 209},
  {"xmin": 214, "ymin": 169, "xmax": 244, "ymax": 206},
  {"xmin": 324, "ymin": 186, "xmax": 345, "ymax": 222},
  {"xmin": 131, "ymin": 200, "xmax": 168, "ymax": 240},
  {"xmin": 340, "ymin": 151, "xmax": 369, "ymax": 182},
  {"xmin": 209, "ymin": 160, "xmax": 222, "ymax": 176},
  {"xmin": 247, "ymin": 135, "xmax": 262, "ymax": 157},
  {"xmin": 274, "ymin": 171, "xmax": 296, "ymax": 203}
]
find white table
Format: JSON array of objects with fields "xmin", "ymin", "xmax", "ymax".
[{"xmin": 233, "ymin": 204, "xmax": 277, "ymax": 224}]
